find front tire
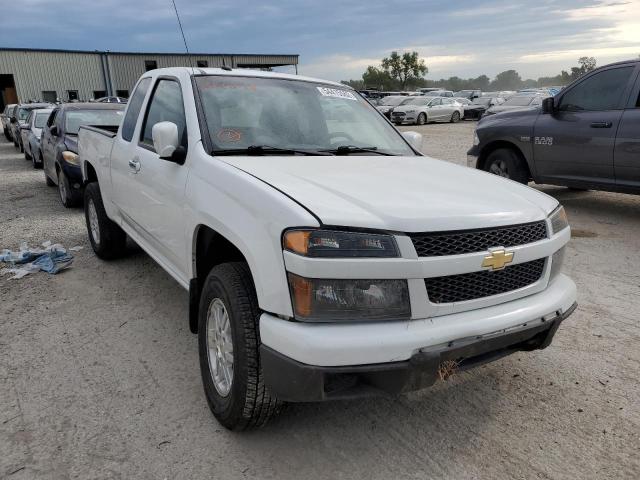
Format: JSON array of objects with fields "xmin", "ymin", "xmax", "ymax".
[
  {"xmin": 450, "ymin": 111, "xmax": 461, "ymax": 123},
  {"xmin": 198, "ymin": 263, "xmax": 281, "ymax": 430},
  {"xmin": 84, "ymin": 182, "xmax": 128, "ymax": 259},
  {"xmin": 416, "ymin": 113, "xmax": 427, "ymax": 125},
  {"xmin": 57, "ymin": 169, "xmax": 81, "ymax": 207},
  {"xmin": 484, "ymin": 148, "xmax": 529, "ymax": 184}
]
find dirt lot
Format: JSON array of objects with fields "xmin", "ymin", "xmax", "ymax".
[{"xmin": 1, "ymin": 123, "xmax": 639, "ymax": 480}]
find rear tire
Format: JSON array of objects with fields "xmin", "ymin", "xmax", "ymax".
[
  {"xmin": 484, "ymin": 148, "xmax": 529, "ymax": 184},
  {"xmin": 45, "ymin": 171, "xmax": 55, "ymax": 186},
  {"xmin": 84, "ymin": 182, "xmax": 128, "ymax": 259},
  {"xmin": 198, "ymin": 262, "xmax": 281, "ymax": 430},
  {"xmin": 450, "ymin": 111, "xmax": 461, "ymax": 123}
]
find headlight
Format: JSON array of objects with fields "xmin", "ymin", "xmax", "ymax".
[
  {"xmin": 549, "ymin": 206, "xmax": 569, "ymax": 234},
  {"xmin": 549, "ymin": 246, "xmax": 565, "ymax": 281},
  {"xmin": 287, "ymin": 273, "xmax": 410, "ymax": 322},
  {"xmin": 62, "ymin": 151, "xmax": 79, "ymax": 165},
  {"xmin": 473, "ymin": 132, "xmax": 480, "ymax": 145},
  {"xmin": 283, "ymin": 229, "xmax": 399, "ymax": 258}
]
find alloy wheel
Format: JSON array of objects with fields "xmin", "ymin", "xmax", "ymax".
[{"xmin": 206, "ymin": 298, "xmax": 234, "ymax": 397}]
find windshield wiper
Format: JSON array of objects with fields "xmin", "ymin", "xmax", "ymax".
[
  {"xmin": 212, "ymin": 145, "xmax": 333, "ymax": 156},
  {"xmin": 319, "ymin": 145, "xmax": 395, "ymax": 156}
]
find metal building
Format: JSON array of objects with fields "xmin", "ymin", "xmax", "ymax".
[{"xmin": 0, "ymin": 48, "xmax": 299, "ymax": 110}]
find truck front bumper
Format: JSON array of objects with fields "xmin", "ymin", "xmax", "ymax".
[
  {"xmin": 260, "ymin": 274, "xmax": 577, "ymax": 401},
  {"xmin": 262, "ymin": 302, "xmax": 576, "ymax": 402}
]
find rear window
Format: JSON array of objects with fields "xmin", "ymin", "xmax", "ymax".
[{"xmin": 65, "ymin": 109, "xmax": 124, "ymax": 135}]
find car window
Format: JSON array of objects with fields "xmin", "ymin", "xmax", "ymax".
[
  {"xmin": 35, "ymin": 111, "xmax": 50, "ymax": 128},
  {"xmin": 558, "ymin": 66, "xmax": 634, "ymax": 112},
  {"xmin": 121, "ymin": 77, "xmax": 152, "ymax": 142},
  {"xmin": 429, "ymin": 98, "xmax": 442, "ymax": 106},
  {"xmin": 65, "ymin": 109, "xmax": 125, "ymax": 135},
  {"xmin": 140, "ymin": 79, "xmax": 187, "ymax": 150}
]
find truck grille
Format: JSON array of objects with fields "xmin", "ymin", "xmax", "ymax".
[
  {"xmin": 425, "ymin": 258, "xmax": 546, "ymax": 304},
  {"xmin": 409, "ymin": 221, "xmax": 548, "ymax": 257}
]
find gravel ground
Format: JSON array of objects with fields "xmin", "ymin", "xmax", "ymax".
[{"xmin": 1, "ymin": 123, "xmax": 639, "ymax": 480}]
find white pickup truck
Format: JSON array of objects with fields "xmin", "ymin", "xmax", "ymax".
[{"xmin": 78, "ymin": 67, "xmax": 577, "ymax": 430}]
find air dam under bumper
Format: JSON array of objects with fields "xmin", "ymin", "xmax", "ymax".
[{"xmin": 262, "ymin": 302, "xmax": 576, "ymax": 402}]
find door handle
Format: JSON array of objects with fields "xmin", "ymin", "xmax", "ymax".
[
  {"xmin": 128, "ymin": 158, "xmax": 141, "ymax": 173},
  {"xmin": 590, "ymin": 122, "xmax": 612, "ymax": 128}
]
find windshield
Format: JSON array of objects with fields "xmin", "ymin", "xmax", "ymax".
[
  {"xmin": 35, "ymin": 112, "xmax": 50, "ymax": 128},
  {"xmin": 502, "ymin": 96, "xmax": 535, "ymax": 106},
  {"xmin": 378, "ymin": 96, "xmax": 407, "ymax": 106},
  {"xmin": 472, "ymin": 98, "xmax": 492, "ymax": 106},
  {"xmin": 65, "ymin": 109, "xmax": 124, "ymax": 135},
  {"xmin": 195, "ymin": 76, "xmax": 416, "ymax": 156}
]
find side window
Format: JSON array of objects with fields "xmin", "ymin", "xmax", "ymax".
[
  {"xmin": 140, "ymin": 79, "xmax": 187, "ymax": 150},
  {"xmin": 430, "ymin": 98, "xmax": 442, "ymax": 106},
  {"xmin": 121, "ymin": 77, "xmax": 151, "ymax": 142},
  {"xmin": 558, "ymin": 66, "xmax": 634, "ymax": 112}
]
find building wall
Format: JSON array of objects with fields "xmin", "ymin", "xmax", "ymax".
[
  {"xmin": 0, "ymin": 50, "xmax": 105, "ymax": 102},
  {"xmin": 0, "ymin": 50, "xmax": 299, "ymax": 103}
]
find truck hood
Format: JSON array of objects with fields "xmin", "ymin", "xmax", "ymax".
[{"xmin": 223, "ymin": 155, "xmax": 558, "ymax": 232}]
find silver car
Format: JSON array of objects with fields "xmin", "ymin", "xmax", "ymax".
[
  {"xmin": 20, "ymin": 108, "xmax": 53, "ymax": 168},
  {"xmin": 391, "ymin": 97, "xmax": 464, "ymax": 125}
]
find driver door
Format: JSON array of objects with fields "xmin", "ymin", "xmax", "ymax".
[
  {"xmin": 121, "ymin": 78, "xmax": 191, "ymax": 278},
  {"xmin": 533, "ymin": 65, "xmax": 636, "ymax": 186}
]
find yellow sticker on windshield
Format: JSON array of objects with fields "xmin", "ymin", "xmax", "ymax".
[{"xmin": 317, "ymin": 87, "xmax": 357, "ymax": 101}]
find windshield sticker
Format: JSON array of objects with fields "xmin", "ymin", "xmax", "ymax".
[
  {"xmin": 216, "ymin": 128, "xmax": 242, "ymax": 143},
  {"xmin": 317, "ymin": 87, "xmax": 357, "ymax": 101}
]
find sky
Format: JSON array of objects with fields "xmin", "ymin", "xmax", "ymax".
[{"xmin": 1, "ymin": 0, "xmax": 639, "ymax": 82}]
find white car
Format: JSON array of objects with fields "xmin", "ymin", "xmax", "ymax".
[
  {"xmin": 391, "ymin": 97, "xmax": 464, "ymax": 125},
  {"xmin": 20, "ymin": 107, "xmax": 53, "ymax": 168},
  {"xmin": 78, "ymin": 67, "xmax": 576, "ymax": 430}
]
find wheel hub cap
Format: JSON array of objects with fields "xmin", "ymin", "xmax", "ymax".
[
  {"xmin": 489, "ymin": 160, "xmax": 509, "ymax": 177},
  {"xmin": 88, "ymin": 200, "xmax": 100, "ymax": 245},
  {"xmin": 206, "ymin": 298, "xmax": 234, "ymax": 396}
]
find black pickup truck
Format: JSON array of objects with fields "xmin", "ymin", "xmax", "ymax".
[{"xmin": 467, "ymin": 59, "xmax": 640, "ymax": 194}]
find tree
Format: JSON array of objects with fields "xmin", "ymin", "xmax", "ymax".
[
  {"xmin": 490, "ymin": 70, "xmax": 522, "ymax": 90},
  {"xmin": 362, "ymin": 65, "xmax": 398, "ymax": 90},
  {"xmin": 578, "ymin": 56, "xmax": 596, "ymax": 73},
  {"xmin": 380, "ymin": 51, "xmax": 428, "ymax": 90}
]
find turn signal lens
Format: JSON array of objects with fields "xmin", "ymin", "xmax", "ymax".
[
  {"xmin": 283, "ymin": 229, "xmax": 399, "ymax": 258},
  {"xmin": 287, "ymin": 273, "xmax": 410, "ymax": 322},
  {"xmin": 549, "ymin": 206, "xmax": 569, "ymax": 235}
]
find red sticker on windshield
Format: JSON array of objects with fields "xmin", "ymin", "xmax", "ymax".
[{"xmin": 216, "ymin": 128, "xmax": 242, "ymax": 143}]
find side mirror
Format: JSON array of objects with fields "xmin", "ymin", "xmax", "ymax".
[
  {"xmin": 402, "ymin": 131, "xmax": 423, "ymax": 151},
  {"xmin": 49, "ymin": 125, "xmax": 58, "ymax": 136},
  {"xmin": 152, "ymin": 121, "xmax": 185, "ymax": 164},
  {"xmin": 542, "ymin": 97, "xmax": 555, "ymax": 114}
]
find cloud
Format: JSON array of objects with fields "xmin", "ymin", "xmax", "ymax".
[{"xmin": 2, "ymin": 0, "xmax": 639, "ymax": 81}]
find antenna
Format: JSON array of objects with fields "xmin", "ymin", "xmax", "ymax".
[{"xmin": 171, "ymin": 0, "xmax": 195, "ymax": 73}]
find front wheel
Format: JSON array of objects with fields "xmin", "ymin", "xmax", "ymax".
[
  {"xmin": 416, "ymin": 113, "xmax": 427, "ymax": 125},
  {"xmin": 484, "ymin": 148, "xmax": 529, "ymax": 184},
  {"xmin": 198, "ymin": 263, "xmax": 281, "ymax": 430},
  {"xmin": 450, "ymin": 111, "xmax": 461, "ymax": 123},
  {"xmin": 58, "ymin": 169, "xmax": 81, "ymax": 207}
]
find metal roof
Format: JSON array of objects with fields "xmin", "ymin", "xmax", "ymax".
[{"xmin": 0, "ymin": 47, "xmax": 298, "ymax": 62}]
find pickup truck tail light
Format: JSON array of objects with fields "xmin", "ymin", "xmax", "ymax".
[
  {"xmin": 283, "ymin": 229, "xmax": 399, "ymax": 258},
  {"xmin": 287, "ymin": 273, "xmax": 410, "ymax": 322}
]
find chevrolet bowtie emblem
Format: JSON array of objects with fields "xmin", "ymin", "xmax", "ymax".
[{"xmin": 482, "ymin": 249, "xmax": 514, "ymax": 271}]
